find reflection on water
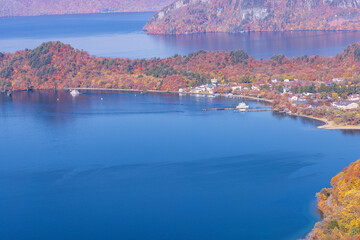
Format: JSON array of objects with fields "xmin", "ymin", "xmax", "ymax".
[
  {"xmin": 341, "ymin": 129, "xmax": 360, "ymax": 136},
  {"xmin": 272, "ymin": 111, "xmax": 360, "ymax": 133},
  {"xmin": 1, "ymin": 13, "xmax": 360, "ymax": 58},
  {"xmin": 1, "ymin": 90, "xmax": 358, "ymax": 135},
  {"xmin": 1, "ymin": 90, "xmax": 360, "ymax": 240},
  {"xmin": 152, "ymin": 31, "xmax": 360, "ymax": 59}
]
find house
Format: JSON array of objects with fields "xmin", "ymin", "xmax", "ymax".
[
  {"xmin": 348, "ymin": 95, "xmax": 360, "ymax": 101},
  {"xmin": 211, "ymin": 79, "xmax": 218, "ymax": 84},
  {"xmin": 290, "ymin": 96, "xmax": 298, "ymax": 102},
  {"xmin": 231, "ymin": 86, "xmax": 242, "ymax": 91},
  {"xmin": 332, "ymin": 78, "xmax": 346, "ymax": 84},
  {"xmin": 296, "ymin": 99, "xmax": 308, "ymax": 105},
  {"xmin": 252, "ymin": 85, "xmax": 260, "ymax": 91},
  {"xmin": 332, "ymin": 101, "xmax": 359, "ymax": 110}
]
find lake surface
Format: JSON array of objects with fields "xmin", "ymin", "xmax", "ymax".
[
  {"xmin": 1, "ymin": 90, "xmax": 360, "ymax": 240},
  {"xmin": 1, "ymin": 12, "xmax": 360, "ymax": 240},
  {"xmin": 1, "ymin": 12, "xmax": 360, "ymax": 58}
]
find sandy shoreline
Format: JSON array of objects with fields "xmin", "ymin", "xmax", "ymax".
[{"xmin": 289, "ymin": 113, "xmax": 360, "ymax": 130}]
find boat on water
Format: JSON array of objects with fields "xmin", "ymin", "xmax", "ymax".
[
  {"xmin": 70, "ymin": 89, "xmax": 80, "ymax": 97},
  {"xmin": 236, "ymin": 102, "xmax": 249, "ymax": 109}
]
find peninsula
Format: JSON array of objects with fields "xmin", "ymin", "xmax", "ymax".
[{"xmin": 1, "ymin": 41, "xmax": 360, "ymax": 128}]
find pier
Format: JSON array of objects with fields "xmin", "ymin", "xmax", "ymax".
[
  {"xmin": 234, "ymin": 109, "xmax": 272, "ymax": 113},
  {"xmin": 202, "ymin": 106, "xmax": 272, "ymax": 112}
]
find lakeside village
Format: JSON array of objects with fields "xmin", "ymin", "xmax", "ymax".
[{"xmin": 179, "ymin": 78, "xmax": 360, "ymax": 126}]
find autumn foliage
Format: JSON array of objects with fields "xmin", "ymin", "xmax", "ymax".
[
  {"xmin": 144, "ymin": 0, "xmax": 360, "ymax": 34},
  {"xmin": 2, "ymin": 41, "xmax": 360, "ymax": 96},
  {"xmin": 306, "ymin": 160, "xmax": 360, "ymax": 240}
]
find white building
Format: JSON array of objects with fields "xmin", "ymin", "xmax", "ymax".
[
  {"xmin": 332, "ymin": 101, "xmax": 359, "ymax": 110},
  {"xmin": 231, "ymin": 86, "xmax": 242, "ymax": 91},
  {"xmin": 290, "ymin": 96, "xmax": 298, "ymax": 102},
  {"xmin": 332, "ymin": 78, "xmax": 346, "ymax": 84},
  {"xmin": 211, "ymin": 79, "xmax": 218, "ymax": 84}
]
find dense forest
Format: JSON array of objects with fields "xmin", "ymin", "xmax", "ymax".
[
  {"xmin": 0, "ymin": 0, "xmax": 174, "ymax": 17},
  {"xmin": 2, "ymin": 41, "xmax": 360, "ymax": 93},
  {"xmin": 144, "ymin": 0, "xmax": 360, "ymax": 34},
  {"xmin": 306, "ymin": 159, "xmax": 360, "ymax": 240}
]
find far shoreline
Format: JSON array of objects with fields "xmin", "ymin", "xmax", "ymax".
[
  {"xmin": 18, "ymin": 87, "xmax": 359, "ymax": 131},
  {"xmin": 145, "ymin": 28, "xmax": 360, "ymax": 36},
  {"xmin": 4, "ymin": 88, "xmax": 360, "ymax": 130},
  {"xmin": 289, "ymin": 113, "xmax": 360, "ymax": 130},
  {"xmin": 68, "ymin": 87, "xmax": 360, "ymax": 131},
  {"xmin": 65, "ymin": 87, "xmax": 274, "ymax": 104}
]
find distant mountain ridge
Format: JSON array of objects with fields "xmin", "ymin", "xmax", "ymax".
[
  {"xmin": 144, "ymin": 0, "xmax": 360, "ymax": 34},
  {"xmin": 0, "ymin": 0, "xmax": 175, "ymax": 17}
]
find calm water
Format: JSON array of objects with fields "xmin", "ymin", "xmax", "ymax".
[
  {"xmin": 1, "ymin": 12, "xmax": 360, "ymax": 58},
  {"xmin": 0, "ymin": 90, "xmax": 360, "ymax": 240},
  {"xmin": 1, "ymin": 12, "xmax": 360, "ymax": 240}
]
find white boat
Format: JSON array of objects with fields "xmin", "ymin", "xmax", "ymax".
[
  {"xmin": 236, "ymin": 102, "xmax": 249, "ymax": 109},
  {"xmin": 70, "ymin": 89, "xmax": 80, "ymax": 97}
]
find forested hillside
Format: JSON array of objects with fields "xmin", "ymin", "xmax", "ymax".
[
  {"xmin": 2, "ymin": 41, "xmax": 360, "ymax": 92},
  {"xmin": 144, "ymin": 0, "xmax": 360, "ymax": 34},
  {"xmin": 306, "ymin": 159, "xmax": 360, "ymax": 239}
]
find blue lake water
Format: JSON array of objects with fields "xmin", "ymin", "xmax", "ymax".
[
  {"xmin": 1, "ymin": 12, "xmax": 360, "ymax": 58},
  {"xmin": 1, "ymin": 12, "xmax": 360, "ymax": 240},
  {"xmin": 1, "ymin": 90, "xmax": 360, "ymax": 240}
]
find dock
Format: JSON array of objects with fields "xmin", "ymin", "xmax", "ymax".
[
  {"xmin": 203, "ymin": 106, "xmax": 272, "ymax": 111},
  {"xmin": 234, "ymin": 109, "xmax": 272, "ymax": 113},
  {"xmin": 202, "ymin": 108, "xmax": 236, "ymax": 111}
]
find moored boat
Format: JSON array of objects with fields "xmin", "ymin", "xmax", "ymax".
[
  {"xmin": 70, "ymin": 89, "xmax": 80, "ymax": 97},
  {"xmin": 236, "ymin": 102, "xmax": 249, "ymax": 109}
]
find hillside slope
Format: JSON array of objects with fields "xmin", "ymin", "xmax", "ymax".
[
  {"xmin": 2, "ymin": 41, "xmax": 360, "ymax": 92},
  {"xmin": 306, "ymin": 159, "xmax": 360, "ymax": 240},
  {"xmin": 144, "ymin": 0, "xmax": 360, "ymax": 34},
  {"xmin": 0, "ymin": 0, "xmax": 174, "ymax": 17}
]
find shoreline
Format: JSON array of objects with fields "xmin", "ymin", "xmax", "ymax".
[
  {"xmin": 66, "ymin": 87, "xmax": 274, "ymax": 104},
  {"xmin": 64, "ymin": 88, "xmax": 360, "ymax": 130},
  {"xmin": 289, "ymin": 113, "xmax": 360, "ymax": 130},
  {"xmin": 6, "ymin": 87, "xmax": 360, "ymax": 130},
  {"xmin": 146, "ymin": 29, "xmax": 360, "ymax": 35}
]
